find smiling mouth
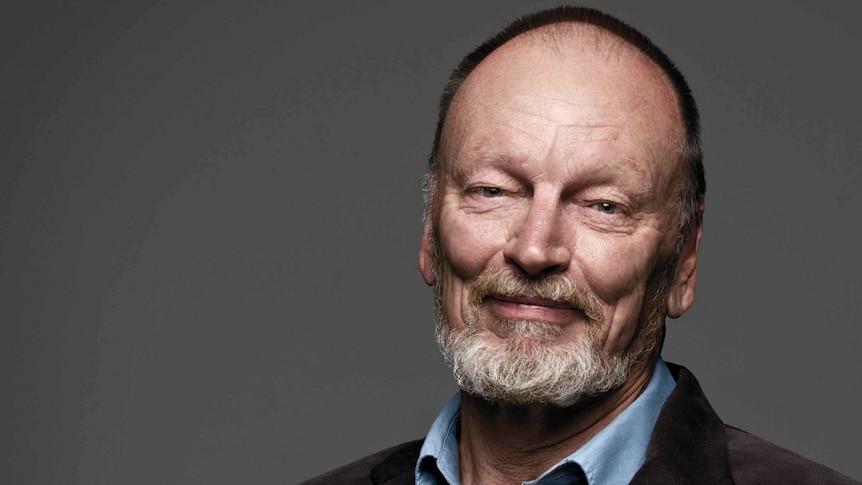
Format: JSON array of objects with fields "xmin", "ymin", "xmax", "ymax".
[
  {"xmin": 484, "ymin": 294, "xmax": 579, "ymax": 324},
  {"xmin": 488, "ymin": 294, "xmax": 574, "ymax": 310}
]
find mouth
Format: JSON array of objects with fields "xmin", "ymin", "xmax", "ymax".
[
  {"xmin": 484, "ymin": 294, "xmax": 578, "ymax": 324},
  {"xmin": 488, "ymin": 294, "xmax": 574, "ymax": 310}
]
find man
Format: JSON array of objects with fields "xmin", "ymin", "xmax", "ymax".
[{"xmin": 304, "ymin": 6, "xmax": 857, "ymax": 485}]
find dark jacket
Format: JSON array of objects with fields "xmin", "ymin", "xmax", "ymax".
[{"xmin": 302, "ymin": 364, "xmax": 858, "ymax": 484}]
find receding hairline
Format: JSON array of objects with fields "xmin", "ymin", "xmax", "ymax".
[
  {"xmin": 425, "ymin": 7, "xmax": 705, "ymax": 236},
  {"xmin": 448, "ymin": 21, "xmax": 686, "ymax": 137},
  {"xmin": 516, "ymin": 20, "xmax": 655, "ymax": 60},
  {"xmin": 439, "ymin": 21, "xmax": 686, "ymax": 201}
]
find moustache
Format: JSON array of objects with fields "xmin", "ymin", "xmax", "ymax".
[{"xmin": 468, "ymin": 269, "xmax": 604, "ymax": 323}]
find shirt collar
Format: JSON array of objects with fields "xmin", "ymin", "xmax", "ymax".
[
  {"xmin": 416, "ymin": 358, "xmax": 676, "ymax": 485},
  {"xmin": 416, "ymin": 392, "xmax": 462, "ymax": 485}
]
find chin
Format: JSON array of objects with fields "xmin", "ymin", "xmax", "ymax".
[
  {"xmin": 436, "ymin": 317, "xmax": 636, "ymax": 407},
  {"xmin": 488, "ymin": 319, "xmax": 566, "ymax": 348}
]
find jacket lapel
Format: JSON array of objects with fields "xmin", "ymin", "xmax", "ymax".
[
  {"xmin": 630, "ymin": 364, "xmax": 735, "ymax": 484},
  {"xmin": 370, "ymin": 440, "xmax": 423, "ymax": 485}
]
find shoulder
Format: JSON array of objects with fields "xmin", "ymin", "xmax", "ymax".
[
  {"xmin": 725, "ymin": 425, "xmax": 858, "ymax": 484},
  {"xmin": 651, "ymin": 363, "xmax": 858, "ymax": 484},
  {"xmin": 299, "ymin": 440, "xmax": 423, "ymax": 485}
]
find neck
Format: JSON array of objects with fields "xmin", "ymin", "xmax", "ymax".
[{"xmin": 457, "ymin": 359, "xmax": 655, "ymax": 485}]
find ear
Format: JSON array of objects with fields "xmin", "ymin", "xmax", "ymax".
[
  {"xmin": 418, "ymin": 220, "xmax": 436, "ymax": 286},
  {"xmin": 666, "ymin": 199, "xmax": 705, "ymax": 318}
]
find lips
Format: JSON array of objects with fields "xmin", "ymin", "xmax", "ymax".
[
  {"xmin": 489, "ymin": 293, "xmax": 574, "ymax": 310},
  {"xmin": 484, "ymin": 293, "xmax": 577, "ymax": 324}
]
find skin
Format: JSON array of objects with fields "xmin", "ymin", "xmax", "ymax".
[{"xmin": 418, "ymin": 29, "xmax": 704, "ymax": 485}]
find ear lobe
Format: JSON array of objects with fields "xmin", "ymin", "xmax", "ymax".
[
  {"xmin": 666, "ymin": 199, "xmax": 705, "ymax": 318},
  {"xmin": 418, "ymin": 221, "xmax": 436, "ymax": 286}
]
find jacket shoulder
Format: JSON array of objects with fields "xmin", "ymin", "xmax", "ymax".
[
  {"xmin": 300, "ymin": 440, "xmax": 423, "ymax": 485},
  {"xmin": 725, "ymin": 426, "xmax": 858, "ymax": 484}
]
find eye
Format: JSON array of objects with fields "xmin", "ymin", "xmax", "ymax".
[
  {"xmin": 592, "ymin": 202, "xmax": 620, "ymax": 214},
  {"xmin": 480, "ymin": 186, "xmax": 504, "ymax": 197}
]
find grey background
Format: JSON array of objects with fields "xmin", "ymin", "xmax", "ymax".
[{"xmin": 2, "ymin": 1, "xmax": 860, "ymax": 483}]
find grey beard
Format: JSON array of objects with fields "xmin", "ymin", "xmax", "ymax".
[
  {"xmin": 436, "ymin": 314, "xmax": 637, "ymax": 407},
  {"xmin": 433, "ymin": 266, "xmax": 667, "ymax": 407}
]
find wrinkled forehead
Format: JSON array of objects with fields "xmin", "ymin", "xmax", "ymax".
[{"xmin": 439, "ymin": 27, "xmax": 686, "ymax": 187}]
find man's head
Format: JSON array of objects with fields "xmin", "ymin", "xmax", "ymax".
[{"xmin": 418, "ymin": 7, "xmax": 705, "ymax": 407}]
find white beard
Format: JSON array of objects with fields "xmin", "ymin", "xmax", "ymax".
[{"xmin": 433, "ymin": 265, "xmax": 666, "ymax": 407}]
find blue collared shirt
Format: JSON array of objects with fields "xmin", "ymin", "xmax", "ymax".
[{"xmin": 416, "ymin": 359, "xmax": 676, "ymax": 485}]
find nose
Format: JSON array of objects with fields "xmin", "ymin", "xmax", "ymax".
[{"xmin": 503, "ymin": 198, "xmax": 572, "ymax": 277}]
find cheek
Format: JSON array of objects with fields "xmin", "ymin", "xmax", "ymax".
[
  {"xmin": 600, "ymin": 292, "xmax": 650, "ymax": 352},
  {"xmin": 577, "ymin": 234, "xmax": 661, "ymax": 302},
  {"xmin": 437, "ymin": 212, "xmax": 507, "ymax": 280},
  {"xmin": 576, "ymin": 234, "xmax": 662, "ymax": 349}
]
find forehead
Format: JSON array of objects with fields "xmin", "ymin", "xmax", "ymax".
[{"xmin": 440, "ymin": 29, "xmax": 684, "ymax": 184}]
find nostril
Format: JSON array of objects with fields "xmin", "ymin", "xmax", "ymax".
[{"xmin": 504, "ymin": 244, "xmax": 571, "ymax": 277}]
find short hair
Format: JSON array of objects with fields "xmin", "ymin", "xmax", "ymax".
[{"xmin": 425, "ymin": 6, "xmax": 705, "ymax": 235}]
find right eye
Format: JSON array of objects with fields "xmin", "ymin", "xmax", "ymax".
[{"xmin": 591, "ymin": 201, "xmax": 620, "ymax": 214}]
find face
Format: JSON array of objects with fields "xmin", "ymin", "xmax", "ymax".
[{"xmin": 419, "ymin": 34, "xmax": 702, "ymax": 406}]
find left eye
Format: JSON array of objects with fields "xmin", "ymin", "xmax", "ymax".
[
  {"xmin": 592, "ymin": 202, "xmax": 620, "ymax": 214},
  {"xmin": 481, "ymin": 187, "xmax": 504, "ymax": 197}
]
